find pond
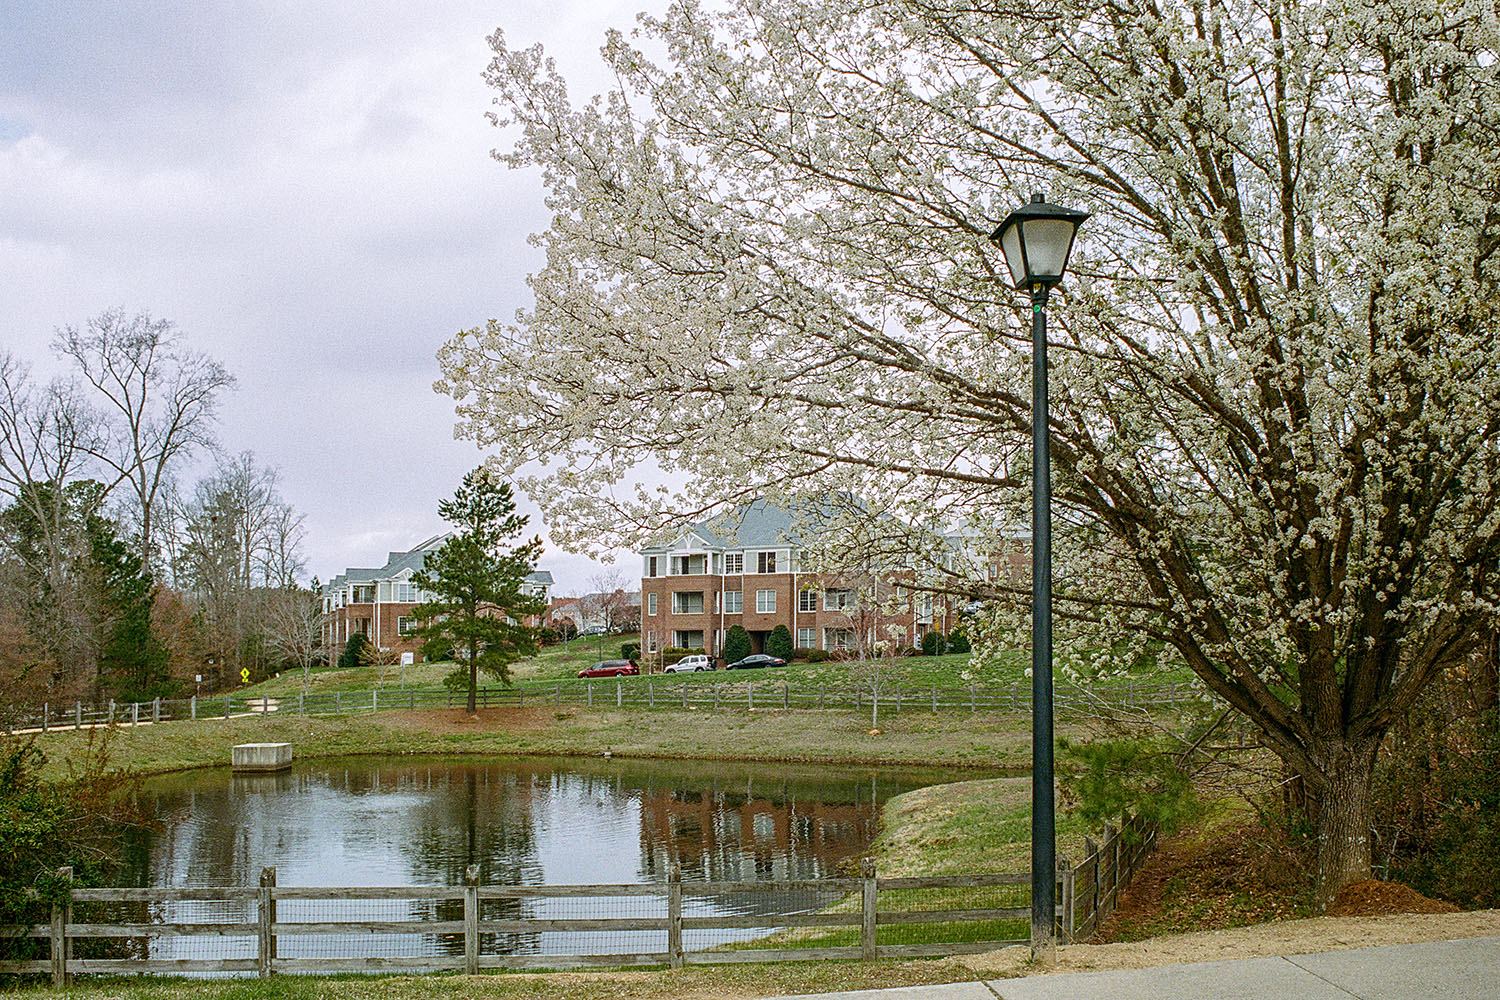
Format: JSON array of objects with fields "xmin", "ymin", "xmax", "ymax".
[{"xmin": 113, "ymin": 755, "xmax": 969, "ymax": 966}]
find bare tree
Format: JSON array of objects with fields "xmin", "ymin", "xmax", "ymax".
[
  {"xmin": 0, "ymin": 354, "xmax": 109, "ymax": 694},
  {"xmin": 259, "ymin": 585, "xmax": 325, "ymax": 693},
  {"xmin": 54, "ymin": 309, "xmax": 235, "ymax": 569},
  {"xmin": 589, "ymin": 569, "xmax": 638, "ymax": 633}
]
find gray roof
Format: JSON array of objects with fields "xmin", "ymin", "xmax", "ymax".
[
  {"xmin": 325, "ymin": 533, "xmax": 552, "ymax": 592},
  {"xmin": 645, "ymin": 498, "xmax": 858, "ymax": 553}
]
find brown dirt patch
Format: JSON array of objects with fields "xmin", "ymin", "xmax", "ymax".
[
  {"xmin": 1095, "ymin": 821, "xmax": 1315, "ymax": 941},
  {"xmin": 1325, "ymin": 879, "xmax": 1460, "ymax": 917}
]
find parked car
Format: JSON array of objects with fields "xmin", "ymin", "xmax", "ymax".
[
  {"xmin": 663, "ymin": 654, "xmax": 713, "ymax": 673},
  {"xmin": 725, "ymin": 653, "xmax": 787, "ymax": 670},
  {"xmin": 578, "ymin": 659, "xmax": 638, "ymax": 678}
]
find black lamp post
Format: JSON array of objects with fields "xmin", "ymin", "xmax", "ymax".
[{"xmin": 990, "ymin": 192, "xmax": 1088, "ymax": 959}]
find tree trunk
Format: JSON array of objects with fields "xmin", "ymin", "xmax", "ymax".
[
  {"xmin": 466, "ymin": 640, "xmax": 478, "ymax": 714},
  {"xmin": 1310, "ymin": 735, "xmax": 1382, "ymax": 904}
]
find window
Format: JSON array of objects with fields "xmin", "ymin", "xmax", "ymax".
[
  {"xmin": 824, "ymin": 588, "xmax": 854, "ymax": 610},
  {"xmin": 648, "ymin": 593, "xmax": 658, "ymax": 616},
  {"xmin": 725, "ymin": 553, "xmax": 743, "ymax": 574},
  {"xmin": 798, "ymin": 589, "xmax": 817, "ymax": 612},
  {"xmin": 393, "ymin": 582, "xmax": 419, "ymax": 603},
  {"xmin": 672, "ymin": 592, "xmax": 705, "ymax": 614},
  {"xmin": 757, "ymin": 551, "xmax": 777, "ymax": 574},
  {"xmin": 397, "ymin": 617, "xmax": 417, "ymax": 635},
  {"xmin": 647, "ymin": 556, "xmax": 658, "ymax": 577},
  {"xmin": 647, "ymin": 631, "xmax": 658, "ymax": 652},
  {"xmin": 755, "ymin": 589, "xmax": 776, "ymax": 613},
  {"xmin": 724, "ymin": 590, "xmax": 743, "ymax": 613},
  {"xmin": 674, "ymin": 630, "xmax": 705, "ymax": 649},
  {"xmin": 824, "ymin": 627, "xmax": 854, "ymax": 651},
  {"xmin": 797, "ymin": 627, "xmax": 815, "ymax": 648}
]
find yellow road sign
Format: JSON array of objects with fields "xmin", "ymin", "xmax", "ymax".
[{"xmin": 240, "ymin": 667, "xmax": 250, "ymax": 684}]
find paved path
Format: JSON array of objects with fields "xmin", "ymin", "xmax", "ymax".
[{"xmin": 759, "ymin": 935, "xmax": 1500, "ymax": 1000}]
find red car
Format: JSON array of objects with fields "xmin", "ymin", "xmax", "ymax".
[{"xmin": 578, "ymin": 659, "xmax": 638, "ymax": 678}]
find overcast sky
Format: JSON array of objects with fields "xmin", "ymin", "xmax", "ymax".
[{"xmin": 1, "ymin": 1, "xmax": 663, "ymax": 595}]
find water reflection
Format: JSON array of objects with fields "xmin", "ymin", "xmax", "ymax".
[
  {"xmin": 135, "ymin": 756, "xmax": 940, "ymax": 890},
  {"xmin": 123, "ymin": 756, "xmax": 956, "ymax": 965}
]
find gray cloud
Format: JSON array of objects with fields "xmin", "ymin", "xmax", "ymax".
[{"xmin": 1, "ymin": 0, "xmax": 655, "ymax": 593}]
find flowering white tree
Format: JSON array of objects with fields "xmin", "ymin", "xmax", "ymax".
[{"xmin": 440, "ymin": 0, "xmax": 1500, "ymax": 896}]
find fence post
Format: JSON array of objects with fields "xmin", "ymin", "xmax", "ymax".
[
  {"xmin": 682, "ymin": 682, "xmax": 688, "ymax": 708},
  {"xmin": 335, "ymin": 691, "xmax": 341, "ymax": 715},
  {"xmin": 932, "ymin": 686, "xmax": 938, "ymax": 712},
  {"xmin": 616, "ymin": 680, "xmax": 622, "ymax": 707},
  {"xmin": 153, "ymin": 698, "xmax": 160, "ymax": 724},
  {"xmin": 713, "ymin": 682, "xmax": 719, "ymax": 709},
  {"xmin": 747, "ymin": 682, "xmax": 754, "ymax": 711},
  {"xmin": 373, "ymin": 689, "xmax": 379, "ymax": 714},
  {"xmin": 895, "ymin": 682, "xmax": 901, "ymax": 713},
  {"xmin": 970, "ymin": 683, "xmax": 976, "ymax": 712},
  {"xmin": 588, "ymin": 681, "xmax": 594, "ymax": 707},
  {"xmin": 819, "ymin": 684, "xmax": 826, "ymax": 709},
  {"xmin": 1058, "ymin": 855, "xmax": 1074, "ymax": 943},
  {"xmin": 258, "ymin": 866, "xmax": 276, "ymax": 979},
  {"xmin": 224, "ymin": 694, "xmax": 231, "ymax": 719},
  {"xmin": 463, "ymin": 864, "xmax": 480, "ymax": 976},
  {"xmin": 667, "ymin": 869, "xmax": 683, "ymax": 969},
  {"xmin": 648, "ymin": 679, "xmax": 655, "ymax": 708},
  {"xmin": 299, "ymin": 692, "xmax": 305, "ymax": 716},
  {"xmin": 190, "ymin": 695, "xmax": 196, "ymax": 721},
  {"xmin": 50, "ymin": 866, "xmax": 72, "ymax": 988},
  {"xmin": 75, "ymin": 701, "xmax": 82, "ymax": 729},
  {"xmin": 42, "ymin": 702, "xmax": 48, "ymax": 732},
  {"xmin": 132, "ymin": 702, "xmax": 139, "ymax": 726},
  {"xmin": 860, "ymin": 858, "xmax": 877, "ymax": 961},
  {"xmin": 109, "ymin": 699, "xmax": 115, "ymax": 725},
  {"xmin": 783, "ymin": 681, "xmax": 789, "ymax": 709}
]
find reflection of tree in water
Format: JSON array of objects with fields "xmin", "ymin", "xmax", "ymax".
[{"xmin": 402, "ymin": 764, "xmax": 542, "ymax": 957}]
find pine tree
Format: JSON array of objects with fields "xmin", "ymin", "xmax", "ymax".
[{"xmin": 410, "ymin": 469, "xmax": 545, "ymax": 713}]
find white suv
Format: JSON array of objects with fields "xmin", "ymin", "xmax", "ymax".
[{"xmin": 664, "ymin": 654, "xmax": 713, "ymax": 673}]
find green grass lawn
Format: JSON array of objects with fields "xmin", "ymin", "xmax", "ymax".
[{"xmin": 245, "ymin": 635, "xmax": 1187, "ymax": 703}]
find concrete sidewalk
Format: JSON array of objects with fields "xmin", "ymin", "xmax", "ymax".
[{"xmin": 759, "ymin": 935, "xmax": 1500, "ymax": 1000}]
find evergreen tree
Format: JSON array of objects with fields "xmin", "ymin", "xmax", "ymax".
[
  {"xmin": 88, "ymin": 516, "xmax": 170, "ymax": 701},
  {"xmin": 722, "ymin": 624, "xmax": 752, "ymax": 665},
  {"xmin": 765, "ymin": 624, "xmax": 794, "ymax": 661},
  {"xmin": 410, "ymin": 469, "xmax": 545, "ymax": 713}
]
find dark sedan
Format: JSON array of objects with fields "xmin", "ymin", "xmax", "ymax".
[
  {"xmin": 578, "ymin": 659, "xmax": 638, "ymax": 678},
  {"xmin": 724, "ymin": 654, "xmax": 787, "ymax": 670}
]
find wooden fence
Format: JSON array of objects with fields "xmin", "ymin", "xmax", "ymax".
[
  {"xmin": 3, "ymin": 678, "xmax": 1201, "ymax": 735},
  {"xmin": 2, "ymin": 820, "xmax": 1158, "ymax": 984}
]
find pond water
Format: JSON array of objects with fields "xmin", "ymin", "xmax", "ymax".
[{"xmin": 113, "ymin": 755, "xmax": 967, "ymax": 966}]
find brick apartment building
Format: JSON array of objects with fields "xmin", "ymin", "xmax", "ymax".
[
  {"xmin": 322, "ymin": 533, "xmax": 553, "ymax": 661},
  {"xmin": 640, "ymin": 500, "xmax": 972, "ymax": 661}
]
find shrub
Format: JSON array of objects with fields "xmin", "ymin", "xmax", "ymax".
[
  {"xmin": 921, "ymin": 631, "xmax": 947, "ymax": 656},
  {"xmin": 723, "ymin": 625, "xmax": 752, "ymax": 664},
  {"xmin": 621, "ymin": 642, "xmax": 641, "ymax": 661},
  {"xmin": 792, "ymin": 647, "xmax": 818, "ymax": 661},
  {"xmin": 947, "ymin": 630, "xmax": 971, "ymax": 654},
  {"xmin": 1057, "ymin": 734, "xmax": 1200, "ymax": 837},
  {"xmin": 338, "ymin": 633, "xmax": 372, "ymax": 670},
  {"xmin": 805, "ymin": 648, "xmax": 832, "ymax": 662},
  {"xmin": 765, "ymin": 625, "xmax": 794, "ymax": 660}
]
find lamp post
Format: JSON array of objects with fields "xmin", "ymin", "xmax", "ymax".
[{"xmin": 990, "ymin": 192, "xmax": 1088, "ymax": 960}]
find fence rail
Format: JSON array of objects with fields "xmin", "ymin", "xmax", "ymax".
[
  {"xmin": 2, "ymin": 827, "xmax": 1158, "ymax": 984},
  {"xmin": 3, "ymin": 679, "xmax": 1202, "ymax": 735}
]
